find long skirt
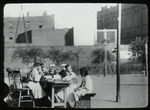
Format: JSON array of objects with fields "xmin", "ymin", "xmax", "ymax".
[
  {"xmin": 28, "ymin": 81, "xmax": 46, "ymax": 99},
  {"xmin": 56, "ymin": 83, "xmax": 77, "ymax": 102},
  {"xmin": 73, "ymin": 88, "xmax": 89, "ymax": 102}
]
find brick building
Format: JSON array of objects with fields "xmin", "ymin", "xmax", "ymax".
[
  {"xmin": 97, "ymin": 4, "xmax": 148, "ymax": 44},
  {"xmin": 4, "ymin": 11, "xmax": 74, "ymax": 46}
]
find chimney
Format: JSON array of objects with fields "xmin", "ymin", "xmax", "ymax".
[
  {"xmin": 43, "ymin": 11, "xmax": 47, "ymax": 16},
  {"xmin": 27, "ymin": 12, "xmax": 29, "ymax": 17}
]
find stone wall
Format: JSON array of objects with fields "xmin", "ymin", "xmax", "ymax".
[{"xmin": 4, "ymin": 45, "xmax": 129, "ymax": 76}]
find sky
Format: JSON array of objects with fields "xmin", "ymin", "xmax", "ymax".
[{"xmin": 4, "ymin": 3, "xmax": 117, "ymax": 46}]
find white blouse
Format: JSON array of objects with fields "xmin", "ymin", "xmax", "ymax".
[
  {"xmin": 29, "ymin": 67, "xmax": 42, "ymax": 82},
  {"xmin": 62, "ymin": 71, "xmax": 76, "ymax": 81},
  {"xmin": 80, "ymin": 75, "xmax": 93, "ymax": 93}
]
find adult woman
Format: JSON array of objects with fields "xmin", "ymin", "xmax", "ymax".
[
  {"xmin": 73, "ymin": 67, "xmax": 93, "ymax": 108},
  {"xmin": 55, "ymin": 64, "xmax": 78, "ymax": 103},
  {"xmin": 27, "ymin": 61, "xmax": 47, "ymax": 106}
]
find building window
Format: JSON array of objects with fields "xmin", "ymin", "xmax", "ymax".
[
  {"xmin": 129, "ymin": 11, "xmax": 131, "ymax": 20},
  {"xmin": 26, "ymin": 21, "xmax": 30, "ymax": 29},
  {"xmin": 121, "ymin": 28, "xmax": 124, "ymax": 36},
  {"xmin": 108, "ymin": 18, "xmax": 110, "ymax": 25},
  {"xmin": 142, "ymin": 24, "xmax": 147, "ymax": 33},
  {"xmin": 113, "ymin": 15, "xmax": 115, "ymax": 23},
  {"xmin": 126, "ymin": 11, "xmax": 128, "ymax": 19},
  {"xmin": 9, "ymin": 21, "xmax": 13, "ymax": 28},
  {"xmin": 134, "ymin": 26, "xmax": 137, "ymax": 34},
  {"xmin": 142, "ymin": 5, "xmax": 147, "ymax": 10},
  {"xmin": 129, "ymin": 27, "xmax": 131, "ymax": 35},
  {"xmin": 39, "ymin": 21, "xmax": 43, "ymax": 28},
  {"xmin": 145, "ymin": 24, "xmax": 148, "ymax": 33},
  {"xmin": 137, "ymin": 26, "xmax": 139, "ymax": 34},
  {"xmin": 9, "ymin": 31, "xmax": 13, "ymax": 40},
  {"xmin": 126, "ymin": 27, "xmax": 129, "ymax": 35}
]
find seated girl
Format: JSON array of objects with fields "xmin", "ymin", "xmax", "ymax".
[
  {"xmin": 73, "ymin": 67, "xmax": 93, "ymax": 108},
  {"xmin": 27, "ymin": 61, "xmax": 48, "ymax": 106},
  {"xmin": 55, "ymin": 64, "xmax": 78, "ymax": 103}
]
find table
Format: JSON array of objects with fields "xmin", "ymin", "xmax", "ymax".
[{"xmin": 43, "ymin": 80, "xmax": 70, "ymax": 108}]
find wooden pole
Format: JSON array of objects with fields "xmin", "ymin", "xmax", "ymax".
[
  {"xmin": 104, "ymin": 45, "xmax": 107, "ymax": 76},
  {"xmin": 145, "ymin": 41, "xmax": 148, "ymax": 76},
  {"xmin": 116, "ymin": 4, "xmax": 121, "ymax": 102},
  {"xmin": 104, "ymin": 29, "xmax": 107, "ymax": 76},
  {"xmin": 22, "ymin": 6, "xmax": 29, "ymax": 46},
  {"xmin": 13, "ymin": 6, "xmax": 22, "ymax": 47}
]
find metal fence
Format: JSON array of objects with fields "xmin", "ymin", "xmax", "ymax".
[{"xmin": 72, "ymin": 62, "xmax": 144, "ymax": 75}]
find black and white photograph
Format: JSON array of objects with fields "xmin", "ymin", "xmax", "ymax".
[{"xmin": 2, "ymin": 3, "xmax": 148, "ymax": 108}]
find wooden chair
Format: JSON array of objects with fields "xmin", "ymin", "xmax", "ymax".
[
  {"xmin": 17, "ymin": 87, "xmax": 35, "ymax": 107},
  {"xmin": 14, "ymin": 69, "xmax": 35, "ymax": 107}
]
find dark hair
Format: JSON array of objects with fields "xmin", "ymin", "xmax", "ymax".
[
  {"xmin": 80, "ymin": 67, "xmax": 89, "ymax": 76},
  {"xmin": 64, "ymin": 64, "xmax": 71, "ymax": 70},
  {"xmin": 59, "ymin": 69, "xmax": 67, "ymax": 78},
  {"xmin": 34, "ymin": 60, "xmax": 44, "ymax": 67}
]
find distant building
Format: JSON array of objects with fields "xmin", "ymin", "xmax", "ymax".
[
  {"xmin": 13, "ymin": 28, "xmax": 74, "ymax": 46},
  {"xmin": 97, "ymin": 4, "xmax": 148, "ymax": 44},
  {"xmin": 4, "ymin": 11, "xmax": 74, "ymax": 46}
]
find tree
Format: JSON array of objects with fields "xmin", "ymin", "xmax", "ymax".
[
  {"xmin": 91, "ymin": 48, "xmax": 104, "ymax": 64},
  {"xmin": 72, "ymin": 47, "xmax": 86, "ymax": 73},
  {"xmin": 60, "ymin": 50, "xmax": 74, "ymax": 63},
  {"xmin": 12, "ymin": 46, "xmax": 45, "ymax": 65},
  {"xmin": 46, "ymin": 47, "xmax": 74, "ymax": 65},
  {"xmin": 91, "ymin": 47, "xmax": 116, "ymax": 76},
  {"xmin": 91, "ymin": 48, "xmax": 116, "ymax": 64},
  {"xmin": 128, "ymin": 37, "xmax": 148, "ymax": 69}
]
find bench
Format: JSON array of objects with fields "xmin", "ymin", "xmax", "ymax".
[{"xmin": 79, "ymin": 93, "xmax": 96, "ymax": 108}]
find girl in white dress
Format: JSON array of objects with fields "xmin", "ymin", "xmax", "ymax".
[
  {"xmin": 55, "ymin": 64, "xmax": 78, "ymax": 103},
  {"xmin": 27, "ymin": 61, "xmax": 46, "ymax": 102}
]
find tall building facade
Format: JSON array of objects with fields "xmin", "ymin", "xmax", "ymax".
[
  {"xmin": 97, "ymin": 4, "xmax": 148, "ymax": 44},
  {"xmin": 4, "ymin": 11, "xmax": 54, "ymax": 43}
]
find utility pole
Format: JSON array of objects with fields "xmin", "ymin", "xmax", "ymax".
[
  {"xmin": 13, "ymin": 5, "xmax": 22, "ymax": 47},
  {"xmin": 116, "ymin": 3, "xmax": 121, "ymax": 102},
  {"xmin": 104, "ymin": 29, "xmax": 107, "ymax": 76},
  {"xmin": 22, "ymin": 5, "xmax": 29, "ymax": 46},
  {"xmin": 145, "ymin": 39, "xmax": 148, "ymax": 76}
]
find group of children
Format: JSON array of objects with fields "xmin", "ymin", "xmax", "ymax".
[{"xmin": 27, "ymin": 60, "xmax": 93, "ymax": 108}]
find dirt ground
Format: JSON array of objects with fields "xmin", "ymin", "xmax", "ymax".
[
  {"xmin": 81, "ymin": 74, "xmax": 148, "ymax": 108},
  {"xmin": 4, "ymin": 74, "xmax": 148, "ymax": 108}
]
